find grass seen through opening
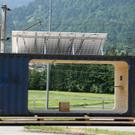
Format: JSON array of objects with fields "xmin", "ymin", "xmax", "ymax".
[{"xmin": 28, "ymin": 90, "xmax": 114, "ymax": 110}]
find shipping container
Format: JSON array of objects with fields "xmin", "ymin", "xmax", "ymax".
[{"xmin": 0, "ymin": 53, "xmax": 134, "ymax": 117}]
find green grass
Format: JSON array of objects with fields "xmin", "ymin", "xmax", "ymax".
[
  {"xmin": 25, "ymin": 126, "xmax": 65, "ymax": 131},
  {"xmin": 28, "ymin": 90, "xmax": 114, "ymax": 110},
  {"xmin": 24, "ymin": 126, "xmax": 135, "ymax": 135}
]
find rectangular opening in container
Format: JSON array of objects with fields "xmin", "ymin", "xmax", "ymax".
[{"xmin": 28, "ymin": 60, "xmax": 115, "ymax": 113}]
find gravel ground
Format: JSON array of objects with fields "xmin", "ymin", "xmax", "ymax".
[{"xmin": 0, "ymin": 126, "xmax": 65, "ymax": 135}]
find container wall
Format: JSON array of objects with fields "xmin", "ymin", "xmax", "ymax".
[
  {"xmin": 0, "ymin": 53, "xmax": 133, "ymax": 116},
  {"xmin": 0, "ymin": 55, "xmax": 31, "ymax": 116},
  {"xmin": 132, "ymin": 59, "xmax": 135, "ymax": 117}
]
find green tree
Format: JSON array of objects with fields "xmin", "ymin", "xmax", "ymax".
[
  {"xmin": 29, "ymin": 68, "xmax": 41, "ymax": 90},
  {"xmin": 39, "ymin": 69, "xmax": 47, "ymax": 90}
]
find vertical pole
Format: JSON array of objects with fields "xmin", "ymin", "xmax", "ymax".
[
  {"xmin": 46, "ymin": 0, "xmax": 52, "ymax": 110},
  {"xmin": 1, "ymin": 4, "xmax": 7, "ymax": 53},
  {"xmin": 101, "ymin": 45, "xmax": 103, "ymax": 55},
  {"xmin": 49, "ymin": 0, "xmax": 52, "ymax": 32},
  {"xmin": 102, "ymin": 100, "xmax": 104, "ymax": 110},
  {"xmin": 34, "ymin": 32, "xmax": 37, "ymax": 53},
  {"xmin": 16, "ymin": 37, "xmax": 18, "ymax": 53},
  {"xmin": 46, "ymin": 63, "xmax": 50, "ymax": 110},
  {"xmin": 72, "ymin": 44, "xmax": 75, "ymax": 55},
  {"xmin": 0, "ymin": 25, "xmax": 1, "ymax": 52},
  {"xmin": 44, "ymin": 38, "xmax": 46, "ymax": 54}
]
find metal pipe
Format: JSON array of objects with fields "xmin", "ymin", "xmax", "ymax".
[
  {"xmin": 46, "ymin": 63, "xmax": 50, "ymax": 110},
  {"xmin": 46, "ymin": 0, "xmax": 52, "ymax": 110},
  {"xmin": 0, "ymin": 25, "xmax": 1, "ymax": 51},
  {"xmin": 1, "ymin": 4, "xmax": 7, "ymax": 53},
  {"xmin": 16, "ymin": 37, "xmax": 18, "ymax": 53},
  {"xmin": 49, "ymin": 0, "xmax": 52, "ymax": 32},
  {"xmin": 102, "ymin": 100, "xmax": 104, "ymax": 110},
  {"xmin": 22, "ymin": 19, "xmax": 43, "ymax": 31}
]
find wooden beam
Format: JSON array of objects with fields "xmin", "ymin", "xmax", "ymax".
[
  {"xmin": 0, "ymin": 120, "xmax": 135, "ymax": 125},
  {"xmin": 0, "ymin": 117, "xmax": 134, "ymax": 120}
]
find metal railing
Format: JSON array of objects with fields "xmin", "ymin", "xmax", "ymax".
[{"xmin": 28, "ymin": 98, "xmax": 114, "ymax": 110}]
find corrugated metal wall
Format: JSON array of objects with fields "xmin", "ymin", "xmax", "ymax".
[
  {"xmin": 0, "ymin": 55, "xmax": 30, "ymax": 115},
  {"xmin": 0, "ymin": 53, "xmax": 133, "ymax": 116}
]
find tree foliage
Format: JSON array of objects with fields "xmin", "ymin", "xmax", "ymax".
[
  {"xmin": 29, "ymin": 64, "xmax": 114, "ymax": 94},
  {"xmin": 4, "ymin": 0, "xmax": 135, "ymax": 54}
]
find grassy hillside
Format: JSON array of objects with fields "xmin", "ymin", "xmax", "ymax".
[
  {"xmin": 28, "ymin": 90, "xmax": 114, "ymax": 110},
  {"xmin": 5, "ymin": 0, "xmax": 135, "ymax": 54}
]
